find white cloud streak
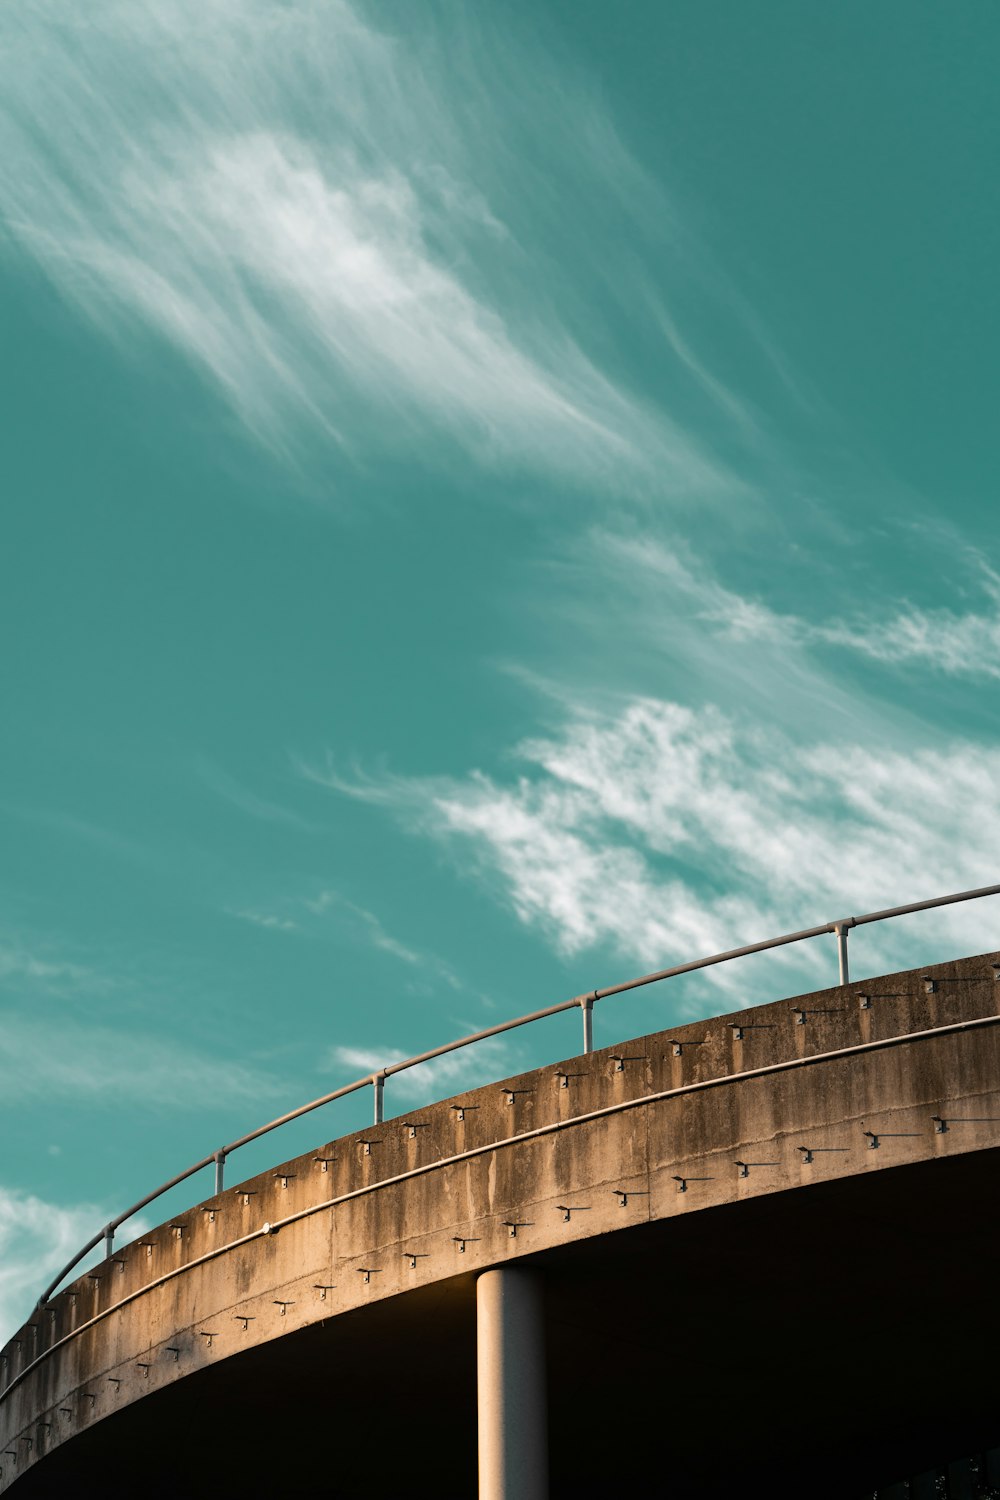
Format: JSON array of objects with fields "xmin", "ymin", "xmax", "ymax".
[
  {"xmin": 607, "ymin": 534, "xmax": 1000, "ymax": 680},
  {"xmin": 232, "ymin": 909, "xmax": 299, "ymax": 933},
  {"xmin": 319, "ymin": 696, "xmax": 1000, "ymax": 993},
  {"xmin": 0, "ymin": 0, "xmax": 718, "ymax": 491},
  {"xmin": 198, "ymin": 761, "xmax": 316, "ymax": 832},
  {"xmin": 817, "ymin": 589, "xmax": 1000, "ymax": 677},
  {"xmin": 305, "ymin": 889, "xmax": 462, "ymax": 987},
  {"xmin": 0, "ymin": 941, "xmax": 91, "ymax": 989}
]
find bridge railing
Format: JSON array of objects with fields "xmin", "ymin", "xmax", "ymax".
[{"xmin": 37, "ymin": 881, "xmax": 1000, "ymax": 1306}]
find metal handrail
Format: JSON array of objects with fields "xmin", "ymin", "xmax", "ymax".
[{"xmin": 36, "ymin": 880, "xmax": 1000, "ymax": 1306}]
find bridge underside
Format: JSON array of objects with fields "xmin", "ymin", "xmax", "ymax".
[{"xmin": 13, "ymin": 1148, "xmax": 998, "ymax": 1499}]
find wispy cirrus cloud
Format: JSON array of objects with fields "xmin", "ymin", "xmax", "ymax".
[
  {"xmin": 602, "ymin": 533, "xmax": 1000, "ymax": 681},
  {"xmin": 0, "ymin": 0, "xmax": 722, "ymax": 492},
  {"xmin": 0, "ymin": 940, "xmax": 92, "ymax": 990},
  {"xmin": 232, "ymin": 908, "xmax": 299, "ymax": 933},
  {"xmin": 230, "ymin": 886, "xmax": 463, "ymax": 989},
  {"xmin": 198, "ymin": 760, "xmax": 316, "ymax": 832},
  {"xmin": 309, "ymin": 695, "xmax": 1000, "ymax": 992},
  {"xmin": 815, "ymin": 577, "xmax": 1000, "ymax": 677},
  {"xmin": 305, "ymin": 890, "xmax": 427, "ymax": 968},
  {"xmin": 306, "ymin": 889, "xmax": 463, "ymax": 991}
]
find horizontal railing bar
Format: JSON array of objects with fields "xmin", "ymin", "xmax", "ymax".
[
  {"xmin": 225, "ymin": 1000, "xmax": 585, "ymax": 1156},
  {"xmin": 36, "ymin": 1229, "xmax": 108, "ymax": 1308},
  {"xmin": 851, "ymin": 881, "xmax": 1000, "ymax": 928},
  {"xmin": 37, "ymin": 1154, "xmax": 219, "ymax": 1306},
  {"xmin": 383, "ymin": 999, "xmax": 581, "ymax": 1078},
  {"xmin": 223, "ymin": 1078, "xmax": 372, "ymax": 1155},
  {"xmin": 591, "ymin": 921, "xmax": 834, "ymax": 1001},
  {"xmin": 29, "ymin": 882, "xmax": 1000, "ymax": 1306},
  {"xmin": 9, "ymin": 1008, "xmax": 999, "ymax": 1406},
  {"xmin": 109, "ymin": 1155, "xmax": 217, "ymax": 1231}
]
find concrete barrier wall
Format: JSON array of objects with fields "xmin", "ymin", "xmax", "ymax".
[{"xmin": 3, "ymin": 949, "xmax": 1000, "ymax": 1491}]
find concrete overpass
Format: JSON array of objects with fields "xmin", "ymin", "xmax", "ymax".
[{"xmin": 3, "ymin": 948, "xmax": 1000, "ymax": 1496}]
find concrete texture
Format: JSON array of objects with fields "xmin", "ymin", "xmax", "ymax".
[{"xmin": 3, "ymin": 949, "xmax": 1000, "ymax": 1496}]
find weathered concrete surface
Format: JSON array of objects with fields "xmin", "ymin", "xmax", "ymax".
[{"xmin": 3, "ymin": 949, "xmax": 1000, "ymax": 1496}]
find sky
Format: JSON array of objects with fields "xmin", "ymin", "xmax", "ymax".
[{"xmin": 2, "ymin": 0, "xmax": 1000, "ymax": 1340}]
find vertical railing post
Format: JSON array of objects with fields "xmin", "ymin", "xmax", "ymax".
[
  {"xmin": 581, "ymin": 994, "xmax": 594, "ymax": 1054},
  {"xmin": 104, "ymin": 1225, "xmax": 114, "ymax": 1260},
  {"xmin": 372, "ymin": 1071, "xmax": 385, "ymax": 1125},
  {"xmin": 214, "ymin": 1151, "xmax": 226, "ymax": 1194},
  {"xmin": 833, "ymin": 920, "xmax": 854, "ymax": 985}
]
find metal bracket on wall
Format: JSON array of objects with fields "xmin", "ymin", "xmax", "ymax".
[
  {"xmin": 666, "ymin": 1039, "xmax": 705, "ymax": 1057},
  {"xmin": 673, "ymin": 1176, "xmax": 713, "ymax": 1193},
  {"xmin": 612, "ymin": 1189, "xmax": 649, "ymax": 1207}
]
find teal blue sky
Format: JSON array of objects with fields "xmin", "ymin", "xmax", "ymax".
[{"xmin": 2, "ymin": 0, "xmax": 1000, "ymax": 1335}]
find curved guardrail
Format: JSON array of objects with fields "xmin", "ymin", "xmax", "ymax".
[
  {"xmin": 4, "ymin": 1004, "xmax": 996, "ymax": 1413},
  {"xmin": 36, "ymin": 881, "xmax": 1000, "ymax": 1306}
]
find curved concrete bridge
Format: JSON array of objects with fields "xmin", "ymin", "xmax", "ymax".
[{"xmin": 3, "ymin": 950, "xmax": 1000, "ymax": 1497}]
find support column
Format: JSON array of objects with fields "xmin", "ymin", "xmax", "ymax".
[{"xmin": 477, "ymin": 1267, "xmax": 549, "ymax": 1500}]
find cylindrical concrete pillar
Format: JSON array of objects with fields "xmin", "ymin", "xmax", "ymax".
[{"xmin": 477, "ymin": 1267, "xmax": 549, "ymax": 1500}]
